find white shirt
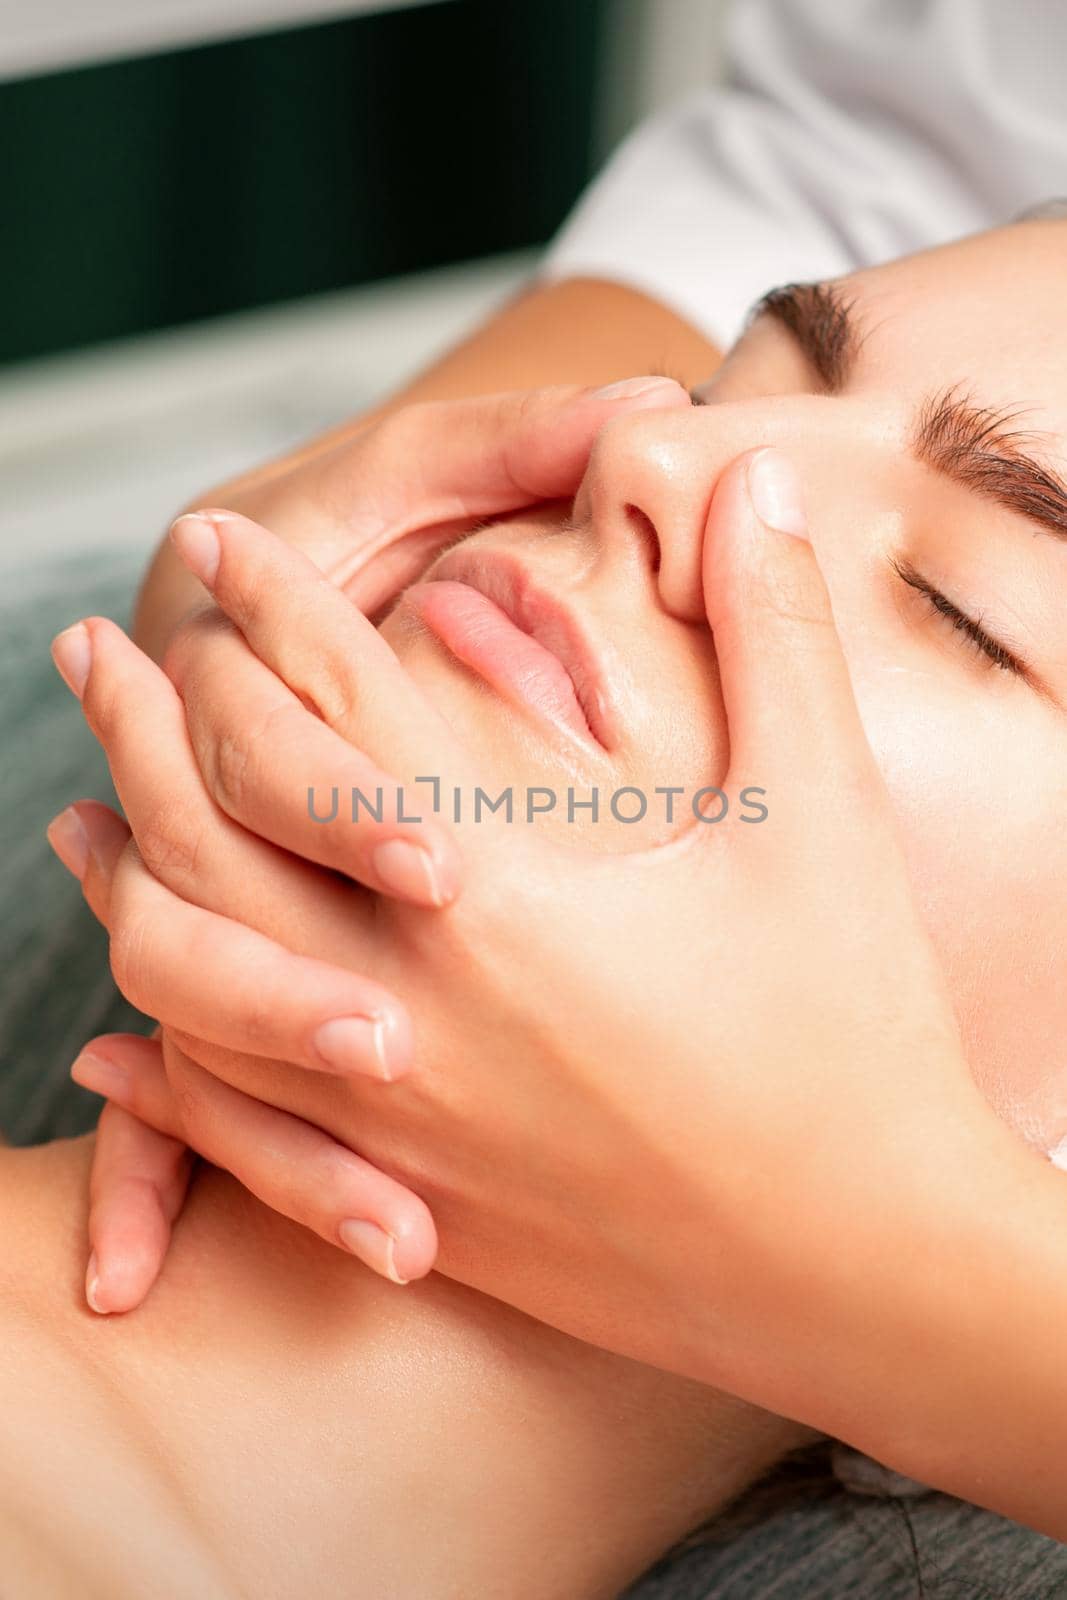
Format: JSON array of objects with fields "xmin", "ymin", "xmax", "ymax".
[{"xmin": 543, "ymin": 0, "xmax": 1067, "ymax": 351}]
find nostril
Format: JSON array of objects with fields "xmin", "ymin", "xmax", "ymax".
[{"xmin": 625, "ymin": 504, "xmax": 660, "ymax": 574}]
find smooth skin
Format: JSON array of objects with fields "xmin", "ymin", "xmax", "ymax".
[{"xmin": 0, "ymin": 1138, "xmax": 806, "ymax": 1599}]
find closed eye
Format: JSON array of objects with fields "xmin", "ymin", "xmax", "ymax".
[{"xmin": 892, "ymin": 557, "xmax": 1026, "ymax": 677}]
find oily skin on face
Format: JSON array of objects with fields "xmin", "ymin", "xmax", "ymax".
[{"xmin": 379, "ymin": 221, "xmax": 1067, "ymax": 1153}]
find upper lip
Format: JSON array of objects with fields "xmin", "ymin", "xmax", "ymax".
[{"xmin": 425, "ymin": 545, "xmax": 616, "ymax": 750}]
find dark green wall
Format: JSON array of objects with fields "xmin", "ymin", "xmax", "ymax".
[{"xmin": 0, "ymin": 0, "xmax": 602, "ymax": 366}]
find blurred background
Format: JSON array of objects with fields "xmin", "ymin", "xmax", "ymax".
[
  {"xmin": 0, "ymin": 0, "xmax": 726, "ymax": 1140},
  {"xmin": 0, "ymin": 0, "xmax": 726, "ymax": 567}
]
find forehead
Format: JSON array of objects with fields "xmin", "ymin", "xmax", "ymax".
[{"xmin": 844, "ymin": 222, "xmax": 1067, "ymax": 436}]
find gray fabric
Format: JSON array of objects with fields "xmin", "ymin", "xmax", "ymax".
[
  {"xmin": 623, "ymin": 1448, "xmax": 1067, "ymax": 1598},
  {"xmin": 3, "ymin": 552, "xmax": 1065, "ymax": 1595},
  {"xmin": 0, "ymin": 549, "xmax": 151, "ymax": 1145}
]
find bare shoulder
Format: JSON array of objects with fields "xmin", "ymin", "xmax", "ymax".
[
  {"xmin": 0, "ymin": 1138, "xmax": 233, "ymax": 1598},
  {"xmin": 0, "ymin": 1138, "xmax": 96, "ymax": 1340},
  {"xmin": 0, "ymin": 1137, "xmax": 95, "ymax": 1311}
]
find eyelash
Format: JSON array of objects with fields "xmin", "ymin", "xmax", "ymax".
[{"xmin": 892, "ymin": 558, "xmax": 1025, "ymax": 677}]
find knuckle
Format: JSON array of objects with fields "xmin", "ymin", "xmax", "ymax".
[
  {"xmin": 163, "ymin": 609, "xmax": 238, "ymax": 691},
  {"xmin": 513, "ymin": 385, "xmax": 562, "ymax": 443},
  {"xmin": 499, "ymin": 392, "xmax": 552, "ymax": 497},
  {"xmin": 201, "ymin": 693, "xmax": 284, "ymax": 815},
  {"xmin": 301, "ymin": 653, "xmax": 357, "ymax": 731},
  {"xmin": 108, "ymin": 908, "xmax": 154, "ymax": 1013},
  {"xmin": 162, "ymin": 612, "xmax": 201, "ymax": 670},
  {"xmin": 211, "ymin": 694, "xmax": 309, "ymax": 818},
  {"xmin": 209, "ymin": 729, "xmax": 255, "ymax": 814},
  {"xmin": 134, "ymin": 802, "xmax": 206, "ymax": 895}
]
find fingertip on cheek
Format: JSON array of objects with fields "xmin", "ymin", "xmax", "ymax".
[
  {"xmin": 313, "ymin": 1007, "xmax": 412, "ymax": 1082},
  {"xmin": 371, "ymin": 837, "xmax": 456, "ymax": 908}
]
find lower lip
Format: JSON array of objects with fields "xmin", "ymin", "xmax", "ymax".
[{"xmin": 404, "ymin": 579, "xmax": 594, "ymax": 744}]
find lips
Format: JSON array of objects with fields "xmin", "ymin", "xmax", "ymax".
[{"xmin": 401, "ymin": 548, "xmax": 614, "ymax": 750}]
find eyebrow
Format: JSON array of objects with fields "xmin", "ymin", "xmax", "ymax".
[{"xmin": 751, "ymin": 281, "xmax": 1067, "ymax": 543}]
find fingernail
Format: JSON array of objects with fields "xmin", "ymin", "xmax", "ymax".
[
  {"xmin": 745, "ymin": 448, "xmax": 808, "ymax": 539},
  {"xmin": 170, "ymin": 513, "xmax": 221, "ymax": 587},
  {"xmin": 314, "ymin": 1013, "xmax": 401, "ymax": 1081},
  {"xmin": 46, "ymin": 807, "xmax": 89, "ymax": 881},
  {"xmin": 51, "ymin": 623, "xmax": 92, "ymax": 698},
  {"xmin": 594, "ymin": 376, "xmax": 681, "ymax": 402},
  {"xmin": 338, "ymin": 1219, "xmax": 408, "ymax": 1284},
  {"xmin": 71, "ymin": 1047, "xmax": 130, "ymax": 1100},
  {"xmin": 85, "ymin": 1252, "xmax": 109, "ymax": 1315},
  {"xmin": 372, "ymin": 838, "xmax": 447, "ymax": 907}
]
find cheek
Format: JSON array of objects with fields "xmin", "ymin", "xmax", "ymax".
[{"xmin": 856, "ymin": 672, "xmax": 1067, "ymax": 1150}]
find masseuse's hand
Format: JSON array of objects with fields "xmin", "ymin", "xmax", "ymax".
[
  {"xmin": 50, "ymin": 380, "xmax": 690, "ymax": 1310},
  {"xmin": 150, "ymin": 380, "xmax": 688, "ymax": 902},
  {"xmin": 66, "ymin": 454, "xmax": 1061, "ymax": 1531}
]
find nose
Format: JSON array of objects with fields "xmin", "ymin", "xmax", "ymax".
[{"xmin": 575, "ymin": 395, "xmax": 851, "ymax": 622}]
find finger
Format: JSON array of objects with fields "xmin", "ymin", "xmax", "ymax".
[
  {"xmin": 101, "ymin": 841, "xmax": 411, "ymax": 1080},
  {"xmin": 168, "ymin": 612, "xmax": 460, "ymax": 905},
  {"xmin": 73, "ymin": 1033, "xmax": 185, "ymax": 1140},
  {"xmin": 46, "ymin": 799, "xmax": 130, "ymax": 927},
  {"xmin": 377, "ymin": 380, "xmax": 692, "ymax": 513},
  {"xmin": 303, "ymin": 381, "xmax": 694, "ymax": 612},
  {"xmin": 702, "ymin": 448, "xmax": 886, "ymax": 807},
  {"xmin": 167, "ymin": 511, "xmax": 459, "ymax": 771},
  {"xmin": 51, "ymin": 615, "xmax": 384, "ymax": 941},
  {"xmin": 49, "ymin": 795, "xmax": 406, "ymax": 1078},
  {"xmin": 74, "ymin": 1034, "xmax": 438, "ymax": 1282},
  {"xmin": 79, "ymin": 1047, "xmax": 193, "ymax": 1315}
]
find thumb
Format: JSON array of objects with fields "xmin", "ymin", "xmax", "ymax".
[
  {"xmin": 702, "ymin": 448, "xmax": 885, "ymax": 815},
  {"xmin": 360, "ymin": 378, "xmax": 692, "ymax": 528},
  {"xmin": 489, "ymin": 377, "xmax": 695, "ymax": 502},
  {"xmin": 329, "ymin": 378, "xmax": 691, "ymax": 613}
]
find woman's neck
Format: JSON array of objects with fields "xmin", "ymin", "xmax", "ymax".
[{"xmin": 0, "ymin": 1138, "xmax": 807, "ymax": 1599}]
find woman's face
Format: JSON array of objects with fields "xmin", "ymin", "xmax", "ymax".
[{"xmin": 379, "ymin": 221, "xmax": 1067, "ymax": 1149}]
